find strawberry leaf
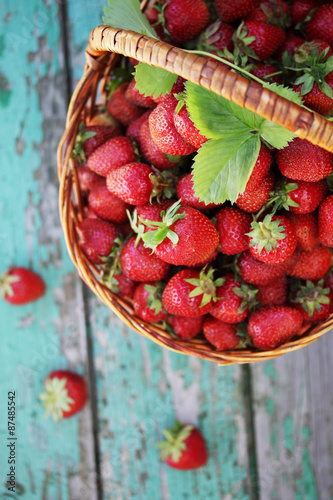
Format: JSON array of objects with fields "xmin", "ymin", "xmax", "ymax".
[
  {"xmin": 259, "ymin": 120, "xmax": 296, "ymax": 150},
  {"xmin": 192, "ymin": 135, "xmax": 261, "ymax": 205},
  {"xmin": 262, "ymin": 82, "xmax": 304, "ymax": 107},
  {"xmin": 103, "ymin": 0, "xmax": 158, "ymax": 39},
  {"xmin": 134, "ymin": 63, "xmax": 178, "ymax": 98}
]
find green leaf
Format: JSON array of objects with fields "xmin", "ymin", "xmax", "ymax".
[
  {"xmin": 134, "ymin": 63, "xmax": 178, "ymax": 98},
  {"xmin": 259, "ymin": 120, "xmax": 296, "ymax": 150},
  {"xmin": 263, "ymin": 82, "xmax": 304, "ymax": 107},
  {"xmin": 192, "ymin": 135, "xmax": 261, "ymax": 205},
  {"xmin": 103, "ymin": 0, "xmax": 158, "ymax": 39}
]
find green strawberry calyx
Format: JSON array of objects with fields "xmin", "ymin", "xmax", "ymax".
[
  {"xmin": 0, "ymin": 271, "xmax": 20, "ymax": 299},
  {"xmin": 291, "ymin": 279, "xmax": 330, "ymax": 317},
  {"xmin": 232, "ymin": 282, "xmax": 259, "ymax": 314},
  {"xmin": 184, "ymin": 267, "xmax": 225, "ymax": 307},
  {"xmin": 39, "ymin": 377, "xmax": 74, "ymax": 422},
  {"xmin": 247, "ymin": 214, "xmax": 286, "ymax": 254},
  {"xmin": 290, "ymin": 46, "xmax": 333, "ymax": 99},
  {"xmin": 144, "ymin": 282, "xmax": 166, "ymax": 315},
  {"xmin": 72, "ymin": 122, "xmax": 97, "ymax": 164},
  {"xmin": 157, "ymin": 421, "xmax": 193, "ymax": 462}
]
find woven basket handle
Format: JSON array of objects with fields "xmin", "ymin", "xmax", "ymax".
[{"xmin": 86, "ymin": 25, "xmax": 333, "ymax": 153}]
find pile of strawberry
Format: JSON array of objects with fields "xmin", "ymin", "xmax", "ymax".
[{"xmin": 73, "ymin": 0, "xmax": 333, "ymax": 353}]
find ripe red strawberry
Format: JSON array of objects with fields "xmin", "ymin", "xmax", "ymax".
[
  {"xmin": 275, "ymin": 34, "xmax": 305, "ymax": 60},
  {"xmin": 246, "ymin": 0, "xmax": 290, "ymax": 27},
  {"xmin": 77, "ymin": 218, "xmax": 120, "ymax": 264},
  {"xmin": 126, "ymin": 110, "xmax": 152, "ymax": 145},
  {"xmin": 248, "ymin": 214, "xmax": 297, "ymax": 265},
  {"xmin": 73, "ymin": 123, "xmax": 122, "ymax": 163},
  {"xmin": 248, "ymin": 306, "xmax": 303, "ymax": 350},
  {"xmin": 215, "ymin": 207, "xmax": 252, "ymax": 255},
  {"xmin": 293, "ymin": 71, "xmax": 333, "ymax": 116},
  {"xmin": 133, "ymin": 282, "xmax": 168, "ymax": 323},
  {"xmin": 149, "ymin": 97, "xmax": 197, "ymax": 156},
  {"xmin": 236, "ymin": 171, "xmax": 275, "ymax": 213},
  {"xmin": 291, "ymin": 0, "xmax": 320, "ymax": 26},
  {"xmin": 291, "ymin": 279, "xmax": 333, "ymax": 322},
  {"xmin": 166, "ymin": 315, "xmax": 204, "ymax": 339},
  {"xmin": 125, "ymin": 78, "xmax": 156, "ymax": 108},
  {"xmin": 158, "ymin": 422, "xmax": 208, "ymax": 470},
  {"xmin": 277, "ymin": 138, "xmax": 333, "ymax": 182},
  {"xmin": 190, "ymin": 248, "xmax": 219, "ymax": 269},
  {"xmin": 106, "ymin": 162, "xmax": 157, "ymax": 206},
  {"xmin": 0, "ymin": 267, "xmax": 45, "ymax": 305},
  {"xmin": 39, "ymin": 370, "xmax": 88, "ymax": 421},
  {"xmin": 283, "ymin": 178, "xmax": 328, "ymax": 214},
  {"xmin": 163, "ymin": 0, "xmax": 210, "ymax": 44},
  {"xmin": 139, "ymin": 120, "xmax": 180, "ymax": 170},
  {"xmin": 85, "ymin": 108, "xmax": 119, "ymax": 127},
  {"xmin": 287, "ymin": 245, "xmax": 332, "ymax": 280},
  {"xmin": 210, "ymin": 273, "xmax": 258, "ymax": 323},
  {"xmin": 162, "ymin": 268, "xmax": 224, "ymax": 317},
  {"xmin": 257, "ymin": 275, "xmax": 287, "ymax": 306},
  {"xmin": 88, "ymin": 185, "xmax": 130, "ymax": 224},
  {"xmin": 77, "ymin": 165, "xmax": 105, "ymax": 193},
  {"xmin": 203, "ymin": 316, "xmax": 242, "ymax": 350},
  {"xmin": 202, "ymin": 20, "xmax": 235, "ymax": 53},
  {"xmin": 107, "ymin": 83, "xmax": 145, "ymax": 127},
  {"xmin": 243, "ymin": 144, "xmax": 272, "ymax": 192},
  {"xmin": 250, "ymin": 63, "xmax": 282, "ymax": 84},
  {"xmin": 237, "ymin": 21, "xmax": 286, "ymax": 60},
  {"xmin": 286, "ymin": 212, "xmax": 319, "ymax": 251},
  {"xmin": 238, "ymin": 250, "xmax": 296, "ymax": 286},
  {"xmin": 215, "ymin": 0, "xmax": 261, "ymax": 23},
  {"xmin": 111, "ymin": 273, "xmax": 138, "ymax": 297},
  {"xmin": 318, "ymin": 194, "xmax": 333, "ymax": 247},
  {"xmin": 173, "ymin": 105, "xmax": 207, "ymax": 149},
  {"xmin": 87, "ymin": 136, "xmax": 136, "ymax": 176},
  {"xmin": 306, "ymin": 5, "xmax": 333, "ymax": 47},
  {"xmin": 177, "ymin": 173, "xmax": 222, "ymax": 210},
  {"xmin": 136, "ymin": 199, "xmax": 175, "ymax": 223},
  {"xmin": 120, "ymin": 237, "xmax": 170, "ymax": 282}
]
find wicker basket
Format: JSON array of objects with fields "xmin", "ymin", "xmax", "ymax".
[{"xmin": 57, "ymin": 6, "xmax": 333, "ymax": 365}]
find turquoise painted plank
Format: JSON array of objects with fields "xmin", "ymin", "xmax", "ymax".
[{"xmin": 0, "ymin": 1, "xmax": 97, "ymax": 498}]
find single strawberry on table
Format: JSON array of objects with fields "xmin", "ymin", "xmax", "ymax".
[{"xmin": 0, "ymin": 267, "xmax": 45, "ymax": 305}]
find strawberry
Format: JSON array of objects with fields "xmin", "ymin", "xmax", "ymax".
[
  {"xmin": 236, "ymin": 171, "xmax": 275, "ymax": 213},
  {"xmin": 293, "ymin": 59, "xmax": 333, "ymax": 116},
  {"xmin": 163, "ymin": 0, "xmax": 210, "ymax": 44},
  {"xmin": 126, "ymin": 110, "xmax": 152, "ymax": 145},
  {"xmin": 133, "ymin": 282, "xmax": 168, "ymax": 323},
  {"xmin": 250, "ymin": 62, "xmax": 282, "ymax": 84},
  {"xmin": 200, "ymin": 20, "xmax": 235, "ymax": 53},
  {"xmin": 203, "ymin": 316, "xmax": 242, "ymax": 350},
  {"xmin": 120, "ymin": 237, "xmax": 170, "ymax": 282},
  {"xmin": 136, "ymin": 199, "xmax": 175, "ymax": 223},
  {"xmin": 235, "ymin": 21, "xmax": 286, "ymax": 61},
  {"xmin": 283, "ymin": 178, "xmax": 328, "ymax": 214},
  {"xmin": 177, "ymin": 173, "xmax": 222, "ymax": 210},
  {"xmin": 153, "ymin": 77, "xmax": 185, "ymax": 104},
  {"xmin": 107, "ymin": 83, "xmax": 145, "ymax": 127},
  {"xmin": 125, "ymin": 78, "xmax": 156, "ymax": 108},
  {"xmin": 210, "ymin": 273, "xmax": 258, "ymax": 323},
  {"xmin": 277, "ymin": 138, "xmax": 333, "ymax": 182},
  {"xmin": 86, "ymin": 108, "xmax": 119, "ymax": 127},
  {"xmin": 246, "ymin": 0, "xmax": 290, "ymax": 28},
  {"xmin": 243, "ymin": 144, "xmax": 272, "ymax": 193},
  {"xmin": 287, "ymin": 245, "xmax": 332, "ymax": 280},
  {"xmin": 291, "ymin": 279, "xmax": 333, "ymax": 322},
  {"xmin": 110, "ymin": 273, "xmax": 138, "ymax": 297},
  {"xmin": 86, "ymin": 136, "xmax": 136, "ymax": 176},
  {"xmin": 215, "ymin": 207, "xmax": 252, "ymax": 255},
  {"xmin": 77, "ymin": 218, "xmax": 120, "ymax": 264},
  {"xmin": 139, "ymin": 120, "xmax": 180, "ymax": 170},
  {"xmin": 287, "ymin": 212, "xmax": 320, "ymax": 251},
  {"xmin": 173, "ymin": 105, "xmax": 207, "ymax": 149},
  {"xmin": 0, "ymin": 267, "xmax": 45, "ymax": 305},
  {"xmin": 190, "ymin": 248, "xmax": 219, "ymax": 269},
  {"xmin": 149, "ymin": 97, "xmax": 197, "ymax": 156},
  {"xmin": 257, "ymin": 275, "xmax": 287, "ymax": 306},
  {"xmin": 88, "ymin": 185, "xmax": 130, "ymax": 224},
  {"xmin": 247, "ymin": 214, "xmax": 297, "ymax": 265},
  {"xmin": 291, "ymin": 0, "xmax": 320, "ymax": 26},
  {"xmin": 162, "ymin": 268, "xmax": 224, "ymax": 317},
  {"xmin": 72, "ymin": 123, "xmax": 122, "ymax": 163},
  {"xmin": 215, "ymin": 0, "xmax": 261, "ymax": 23},
  {"xmin": 248, "ymin": 306, "xmax": 303, "ymax": 350},
  {"xmin": 39, "ymin": 370, "xmax": 88, "ymax": 421},
  {"xmin": 306, "ymin": 5, "xmax": 333, "ymax": 47},
  {"xmin": 157, "ymin": 422, "xmax": 208, "ymax": 470},
  {"xmin": 237, "ymin": 250, "xmax": 296, "ymax": 286},
  {"xmin": 77, "ymin": 165, "xmax": 105, "ymax": 193},
  {"xmin": 275, "ymin": 34, "xmax": 305, "ymax": 60},
  {"xmin": 166, "ymin": 315, "xmax": 204, "ymax": 339},
  {"xmin": 318, "ymin": 194, "xmax": 333, "ymax": 247},
  {"xmin": 106, "ymin": 162, "xmax": 156, "ymax": 206}
]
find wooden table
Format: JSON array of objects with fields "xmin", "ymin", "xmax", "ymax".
[{"xmin": 1, "ymin": 1, "xmax": 332, "ymax": 498}]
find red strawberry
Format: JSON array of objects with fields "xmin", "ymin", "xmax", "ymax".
[
  {"xmin": 72, "ymin": 123, "xmax": 122, "ymax": 163},
  {"xmin": 215, "ymin": 207, "xmax": 252, "ymax": 255},
  {"xmin": 125, "ymin": 78, "xmax": 156, "ymax": 108},
  {"xmin": 166, "ymin": 315, "xmax": 204, "ymax": 339},
  {"xmin": 87, "ymin": 136, "xmax": 136, "ymax": 176},
  {"xmin": 287, "ymin": 245, "xmax": 332, "ymax": 280},
  {"xmin": 126, "ymin": 110, "xmax": 152, "ymax": 145},
  {"xmin": 243, "ymin": 144, "xmax": 272, "ymax": 193},
  {"xmin": 77, "ymin": 218, "xmax": 120, "ymax": 264},
  {"xmin": 139, "ymin": 120, "xmax": 180, "ymax": 169},
  {"xmin": 284, "ymin": 178, "xmax": 328, "ymax": 214},
  {"xmin": 202, "ymin": 20, "xmax": 235, "ymax": 52},
  {"xmin": 149, "ymin": 97, "xmax": 197, "ymax": 156},
  {"xmin": 215, "ymin": 0, "xmax": 261, "ymax": 23},
  {"xmin": 275, "ymin": 34, "xmax": 305, "ymax": 60},
  {"xmin": 291, "ymin": 0, "xmax": 321, "ymax": 26},
  {"xmin": 77, "ymin": 165, "xmax": 105, "ymax": 193},
  {"xmin": 107, "ymin": 83, "xmax": 145, "ymax": 127},
  {"xmin": 111, "ymin": 273, "xmax": 137, "ymax": 298},
  {"xmin": 0, "ymin": 267, "xmax": 45, "ymax": 305},
  {"xmin": 190, "ymin": 248, "xmax": 219, "ymax": 269},
  {"xmin": 163, "ymin": 0, "xmax": 210, "ymax": 44},
  {"xmin": 106, "ymin": 162, "xmax": 156, "ymax": 206},
  {"xmin": 86, "ymin": 108, "xmax": 119, "ymax": 127},
  {"xmin": 158, "ymin": 422, "xmax": 208, "ymax": 470},
  {"xmin": 173, "ymin": 105, "xmax": 207, "ymax": 149},
  {"xmin": 133, "ymin": 282, "xmax": 168, "ymax": 323},
  {"xmin": 177, "ymin": 173, "xmax": 222, "ymax": 210},
  {"xmin": 88, "ymin": 185, "xmax": 130, "ymax": 224},
  {"xmin": 306, "ymin": 5, "xmax": 333, "ymax": 47},
  {"xmin": 238, "ymin": 250, "xmax": 296, "ymax": 286},
  {"xmin": 210, "ymin": 273, "xmax": 258, "ymax": 323},
  {"xmin": 287, "ymin": 212, "xmax": 320, "ymax": 251},
  {"xmin": 246, "ymin": 0, "xmax": 290, "ymax": 27},
  {"xmin": 248, "ymin": 306, "xmax": 303, "ymax": 350},
  {"xmin": 318, "ymin": 194, "xmax": 333, "ymax": 247},
  {"xmin": 277, "ymin": 138, "xmax": 333, "ymax": 182},
  {"xmin": 291, "ymin": 279, "xmax": 333, "ymax": 322},
  {"xmin": 203, "ymin": 316, "xmax": 242, "ymax": 350},
  {"xmin": 257, "ymin": 275, "xmax": 287, "ymax": 306},
  {"xmin": 236, "ymin": 171, "xmax": 275, "ymax": 213},
  {"xmin": 120, "ymin": 237, "xmax": 170, "ymax": 282},
  {"xmin": 293, "ymin": 70, "xmax": 333, "ymax": 116},
  {"xmin": 250, "ymin": 62, "xmax": 282, "ymax": 83},
  {"xmin": 162, "ymin": 268, "xmax": 224, "ymax": 317},
  {"xmin": 136, "ymin": 199, "xmax": 175, "ymax": 223},
  {"xmin": 237, "ymin": 21, "xmax": 286, "ymax": 60},
  {"xmin": 39, "ymin": 370, "xmax": 88, "ymax": 421}
]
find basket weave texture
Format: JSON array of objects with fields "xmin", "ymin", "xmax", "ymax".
[{"xmin": 57, "ymin": 13, "xmax": 333, "ymax": 365}]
